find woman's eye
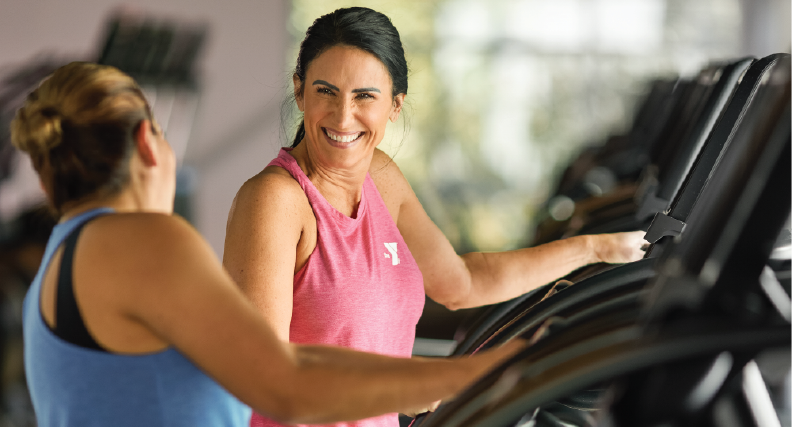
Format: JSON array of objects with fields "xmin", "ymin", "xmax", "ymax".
[
  {"xmin": 317, "ymin": 87, "xmax": 333, "ymax": 95},
  {"xmin": 356, "ymin": 93, "xmax": 374, "ymax": 100}
]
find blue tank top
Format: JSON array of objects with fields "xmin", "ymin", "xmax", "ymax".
[{"xmin": 23, "ymin": 208, "xmax": 252, "ymax": 426}]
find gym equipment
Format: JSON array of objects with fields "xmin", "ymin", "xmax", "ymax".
[{"xmin": 412, "ymin": 53, "xmax": 790, "ymax": 427}]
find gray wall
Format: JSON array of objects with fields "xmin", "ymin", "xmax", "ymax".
[
  {"xmin": 1, "ymin": 0, "xmax": 288, "ymax": 256},
  {"xmin": 739, "ymin": 0, "xmax": 791, "ymax": 58}
]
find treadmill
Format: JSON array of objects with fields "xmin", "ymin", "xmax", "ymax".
[
  {"xmin": 411, "ymin": 54, "xmax": 790, "ymax": 427},
  {"xmin": 452, "ymin": 55, "xmax": 777, "ymax": 358}
]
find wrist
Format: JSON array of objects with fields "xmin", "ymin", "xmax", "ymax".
[
  {"xmin": 582, "ymin": 235, "xmax": 602, "ymax": 264},
  {"xmin": 464, "ymin": 351, "xmax": 498, "ymax": 387}
]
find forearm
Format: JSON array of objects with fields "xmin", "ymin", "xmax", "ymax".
[
  {"xmin": 283, "ymin": 344, "xmax": 493, "ymax": 424},
  {"xmin": 455, "ymin": 235, "xmax": 597, "ymax": 309}
]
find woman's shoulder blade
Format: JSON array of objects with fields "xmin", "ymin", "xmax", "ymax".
[
  {"xmin": 86, "ymin": 213, "xmax": 202, "ymax": 258},
  {"xmin": 73, "ymin": 213, "xmax": 215, "ymax": 301}
]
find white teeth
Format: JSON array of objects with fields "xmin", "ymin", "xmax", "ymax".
[{"xmin": 325, "ymin": 129, "xmax": 361, "ymax": 143}]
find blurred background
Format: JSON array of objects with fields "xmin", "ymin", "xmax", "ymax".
[{"xmin": 0, "ymin": 0, "xmax": 789, "ymax": 425}]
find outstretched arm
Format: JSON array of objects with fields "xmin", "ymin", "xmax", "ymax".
[
  {"xmin": 449, "ymin": 232, "xmax": 645, "ymax": 309},
  {"xmin": 113, "ymin": 213, "xmax": 521, "ymax": 425},
  {"xmin": 372, "ymin": 153, "xmax": 645, "ymax": 311},
  {"xmin": 287, "ymin": 342, "xmax": 520, "ymax": 421}
]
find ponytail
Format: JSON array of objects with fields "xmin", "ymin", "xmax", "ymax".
[{"xmin": 291, "ymin": 121, "xmax": 305, "ymax": 148}]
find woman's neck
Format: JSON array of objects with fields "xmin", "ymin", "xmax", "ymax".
[
  {"xmin": 58, "ymin": 189, "xmax": 163, "ymax": 223},
  {"xmin": 289, "ymin": 143, "xmax": 372, "ymax": 217}
]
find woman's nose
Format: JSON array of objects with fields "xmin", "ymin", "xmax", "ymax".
[{"xmin": 333, "ymin": 99, "xmax": 355, "ymax": 128}]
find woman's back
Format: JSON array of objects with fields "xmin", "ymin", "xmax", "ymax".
[{"xmin": 24, "ymin": 208, "xmax": 251, "ymax": 427}]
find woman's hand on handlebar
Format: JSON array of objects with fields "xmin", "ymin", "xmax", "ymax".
[{"xmin": 590, "ymin": 231, "xmax": 648, "ymax": 264}]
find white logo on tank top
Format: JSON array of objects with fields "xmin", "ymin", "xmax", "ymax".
[{"xmin": 384, "ymin": 242, "xmax": 400, "ymax": 266}]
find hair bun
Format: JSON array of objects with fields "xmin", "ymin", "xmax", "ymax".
[{"xmin": 11, "ymin": 103, "xmax": 64, "ymax": 155}]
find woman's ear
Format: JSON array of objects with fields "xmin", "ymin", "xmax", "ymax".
[
  {"xmin": 293, "ymin": 74, "xmax": 305, "ymax": 112},
  {"xmin": 135, "ymin": 119, "xmax": 159, "ymax": 167},
  {"xmin": 389, "ymin": 93, "xmax": 406, "ymax": 123},
  {"xmin": 38, "ymin": 178, "xmax": 49, "ymax": 198}
]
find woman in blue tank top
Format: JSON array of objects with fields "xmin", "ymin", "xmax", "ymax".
[{"xmin": 12, "ymin": 62, "xmax": 523, "ymax": 427}]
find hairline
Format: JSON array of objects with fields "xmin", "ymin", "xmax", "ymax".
[{"xmin": 296, "ymin": 43, "xmax": 405, "ymax": 98}]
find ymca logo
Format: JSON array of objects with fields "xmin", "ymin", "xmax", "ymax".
[{"xmin": 383, "ymin": 242, "xmax": 400, "ymax": 266}]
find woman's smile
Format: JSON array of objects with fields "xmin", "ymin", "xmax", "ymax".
[{"xmin": 323, "ymin": 127, "xmax": 365, "ymax": 147}]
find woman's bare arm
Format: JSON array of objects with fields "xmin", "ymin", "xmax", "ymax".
[
  {"xmin": 222, "ymin": 168, "xmax": 306, "ymax": 341},
  {"xmin": 104, "ymin": 213, "xmax": 520, "ymax": 424},
  {"xmin": 371, "ymin": 153, "xmax": 645, "ymax": 311}
]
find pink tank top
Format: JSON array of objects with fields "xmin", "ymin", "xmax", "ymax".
[{"xmin": 251, "ymin": 149, "xmax": 425, "ymax": 427}]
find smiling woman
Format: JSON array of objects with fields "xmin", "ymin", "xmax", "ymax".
[
  {"xmin": 223, "ymin": 7, "xmax": 646, "ymax": 427},
  {"xmin": 288, "ymin": 6, "xmax": 408, "ymax": 150},
  {"xmin": 294, "ymin": 45, "xmax": 405, "ymax": 177}
]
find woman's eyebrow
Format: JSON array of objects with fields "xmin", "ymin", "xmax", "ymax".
[
  {"xmin": 312, "ymin": 80, "xmax": 381, "ymax": 94},
  {"xmin": 312, "ymin": 80, "xmax": 340, "ymax": 91}
]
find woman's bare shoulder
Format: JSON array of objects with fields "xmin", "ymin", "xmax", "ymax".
[
  {"xmin": 369, "ymin": 148, "xmax": 399, "ymax": 174},
  {"xmin": 235, "ymin": 165, "xmax": 307, "ymax": 211},
  {"xmin": 370, "ymin": 148, "xmax": 412, "ymax": 197},
  {"xmin": 226, "ymin": 165, "xmax": 312, "ymax": 240},
  {"xmin": 87, "ymin": 212, "xmax": 203, "ymax": 253},
  {"xmin": 90, "ymin": 211, "xmax": 189, "ymax": 231},
  {"xmin": 78, "ymin": 213, "xmax": 218, "ymax": 292}
]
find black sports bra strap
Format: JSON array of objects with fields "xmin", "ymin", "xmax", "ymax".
[{"xmin": 55, "ymin": 219, "xmax": 105, "ymax": 351}]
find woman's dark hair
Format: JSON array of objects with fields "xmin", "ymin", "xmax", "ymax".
[
  {"xmin": 11, "ymin": 62, "xmax": 153, "ymax": 217},
  {"xmin": 290, "ymin": 7, "xmax": 408, "ymax": 147}
]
